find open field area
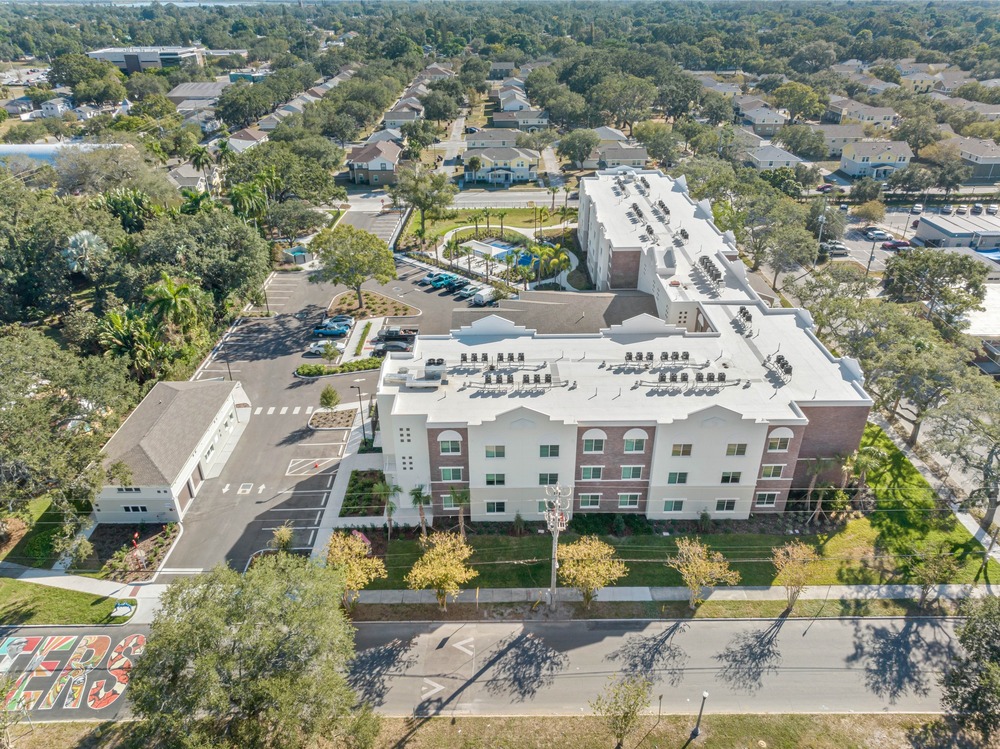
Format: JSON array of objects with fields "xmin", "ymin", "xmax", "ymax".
[
  {"xmin": 0, "ymin": 579, "xmax": 132, "ymax": 626},
  {"xmin": 16, "ymin": 714, "xmax": 993, "ymax": 749}
]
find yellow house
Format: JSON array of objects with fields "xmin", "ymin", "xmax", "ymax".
[{"xmin": 463, "ymin": 147, "xmax": 540, "ymax": 184}]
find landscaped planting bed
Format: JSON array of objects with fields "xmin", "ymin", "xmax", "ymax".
[
  {"xmin": 328, "ymin": 290, "xmax": 416, "ymax": 319},
  {"xmin": 308, "ymin": 407, "xmax": 356, "ymax": 430},
  {"xmin": 83, "ymin": 522, "xmax": 180, "ymax": 583},
  {"xmin": 296, "ymin": 357, "xmax": 382, "ymax": 377},
  {"xmin": 339, "ymin": 469, "xmax": 387, "ymax": 517}
]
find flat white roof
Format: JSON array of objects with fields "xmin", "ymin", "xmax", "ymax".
[
  {"xmin": 966, "ymin": 284, "xmax": 1000, "ymax": 337},
  {"xmin": 920, "ymin": 212, "xmax": 1000, "ymax": 238}
]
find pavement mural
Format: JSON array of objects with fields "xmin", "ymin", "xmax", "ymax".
[{"xmin": 0, "ymin": 626, "xmax": 149, "ymax": 720}]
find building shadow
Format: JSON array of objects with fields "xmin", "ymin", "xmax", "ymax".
[
  {"xmin": 348, "ymin": 636, "xmax": 418, "ymax": 707},
  {"xmin": 482, "ymin": 631, "xmax": 569, "ymax": 701},
  {"xmin": 713, "ymin": 617, "xmax": 786, "ymax": 694},
  {"xmin": 846, "ymin": 618, "xmax": 956, "ymax": 704},
  {"xmin": 605, "ymin": 621, "xmax": 689, "ymax": 686}
]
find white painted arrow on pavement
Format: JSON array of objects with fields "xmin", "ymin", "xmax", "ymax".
[
  {"xmin": 222, "ymin": 484, "xmax": 230, "ymax": 494},
  {"xmin": 422, "ymin": 679, "xmax": 444, "ymax": 698},
  {"xmin": 258, "ymin": 485, "xmax": 266, "ymax": 494},
  {"xmin": 452, "ymin": 637, "xmax": 474, "ymax": 656}
]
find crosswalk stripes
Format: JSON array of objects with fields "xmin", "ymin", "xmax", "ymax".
[{"xmin": 250, "ymin": 405, "xmax": 319, "ymax": 416}]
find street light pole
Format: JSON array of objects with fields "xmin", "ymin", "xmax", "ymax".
[
  {"xmin": 351, "ymin": 385, "xmax": 367, "ymax": 444},
  {"xmin": 543, "ymin": 483, "xmax": 572, "ymax": 606},
  {"xmin": 691, "ymin": 691, "xmax": 709, "ymax": 738}
]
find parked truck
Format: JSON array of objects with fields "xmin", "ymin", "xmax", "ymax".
[
  {"xmin": 471, "ymin": 288, "xmax": 498, "ymax": 307},
  {"xmin": 376, "ymin": 326, "xmax": 419, "ymax": 343}
]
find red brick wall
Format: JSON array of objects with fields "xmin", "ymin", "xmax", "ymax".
[
  {"xmin": 752, "ymin": 424, "xmax": 805, "ymax": 513},
  {"xmin": 609, "ymin": 249, "xmax": 640, "ymax": 289},
  {"xmin": 574, "ymin": 426, "xmax": 653, "ymax": 513},
  {"xmin": 794, "ymin": 404, "xmax": 870, "ymax": 486},
  {"xmin": 427, "ymin": 427, "xmax": 469, "ymax": 513}
]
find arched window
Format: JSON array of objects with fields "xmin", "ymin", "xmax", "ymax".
[
  {"xmin": 767, "ymin": 427, "xmax": 794, "ymax": 453},
  {"xmin": 582, "ymin": 428, "xmax": 607, "ymax": 454},
  {"xmin": 623, "ymin": 428, "xmax": 648, "ymax": 454},
  {"xmin": 438, "ymin": 430, "xmax": 463, "ymax": 455}
]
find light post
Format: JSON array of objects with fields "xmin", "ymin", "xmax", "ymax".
[
  {"xmin": 543, "ymin": 483, "xmax": 572, "ymax": 607},
  {"xmin": 351, "ymin": 385, "xmax": 367, "ymax": 444},
  {"xmin": 865, "ymin": 237, "xmax": 878, "ymax": 279},
  {"xmin": 691, "ymin": 690, "xmax": 709, "ymax": 738}
]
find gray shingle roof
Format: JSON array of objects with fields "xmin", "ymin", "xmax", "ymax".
[{"xmin": 102, "ymin": 381, "xmax": 239, "ymax": 485}]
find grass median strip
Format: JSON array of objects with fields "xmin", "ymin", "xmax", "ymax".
[{"xmin": 0, "ymin": 578, "xmax": 135, "ymax": 626}]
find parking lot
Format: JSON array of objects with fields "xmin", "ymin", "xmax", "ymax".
[
  {"xmin": 162, "ymin": 261, "xmax": 468, "ymax": 578},
  {"xmin": 828, "ymin": 214, "xmax": 896, "ymax": 273}
]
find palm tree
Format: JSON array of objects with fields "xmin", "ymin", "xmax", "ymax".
[
  {"xmin": 497, "ymin": 209, "xmax": 508, "ymax": 240},
  {"xmin": 472, "ymin": 211, "xmax": 482, "ymax": 238},
  {"xmin": 849, "ymin": 445, "xmax": 889, "ymax": 499},
  {"xmin": 466, "ymin": 155, "xmax": 482, "ymax": 185},
  {"xmin": 445, "ymin": 237, "xmax": 460, "ymax": 269},
  {"xmin": 144, "ymin": 271, "xmax": 200, "ymax": 334},
  {"xmin": 179, "ymin": 189, "xmax": 215, "ymax": 215},
  {"xmin": 502, "ymin": 252, "xmax": 518, "ymax": 281},
  {"xmin": 253, "ymin": 167, "xmax": 283, "ymax": 207},
  {"xmin": 548, "ymin": 185, "xmax": 559, "ymax": 211},
  {"xmin": 98, "ymin": 307, "xmax": 168, "ymax": 382},
  {"xmin": 215, "ymin": 139, "xmax": 234, "ymax": 166},
  {"xmin": 563, "ymin": 184, "xmax": 572, "ymax": 208},
  {"xmin": 559, "ymin": 204, "xmax": 573, "ymax": 242},
  {"xmin": 805, "ymin": 457, "xmax": 840, "ymax": 524},
  {"xmin": 229, "ymin": 182, "xmax": 266, "ymax": 225},
  {"xmin": 483, "ymin": 207, "xmax": 493, "ymax": 234},
  {"xmin": 449, "ymin": 486, "xmax": 471, "ymax": 540},
  {"xmin": 62, "ymin": 230, "xmax": 108, "ymax": 277},
  {"xmin": 536, "ymin": 206, "xmax": 550, "ymax": 239},
  {"xmin": 188, "ymin": 145, "xmax": 214, "ymax": 195},
  {"xmin": 409, "ymin": 485, "xmax": 431, "ymax": 538},
  {"xmin": 373, "ymin": 481, "xmax": 402, "ymax": 542}
]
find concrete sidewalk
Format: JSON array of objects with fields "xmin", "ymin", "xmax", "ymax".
[{"xmin": 357, "ymin": 581, "xmax": 998, "ymax": 606}]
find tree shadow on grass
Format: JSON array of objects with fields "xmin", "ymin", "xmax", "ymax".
[
  {"xmin": 846, "ymin": 619, "xmax": 956, "ymax": 704},
  {"xmin": 713, "ymin": 617, "xmax": 785, "ymax": 694},
  {"xmin": 348, "ymin": 636, "xmax": 418, "ymax": 707},
  {"xmin": 605, "ymin": 621, "xmax": 689, "ymax": 687},
  {"xmin": 482, "ymin": 631, "xmax": 568, "ymax": 702},
  {"xmin": 0, "ymin": 602, "xmax": 37, "ymax": 626},
  {"xmin": 905, "ymin": 716, "xmax": 993, "ymax": 749}
]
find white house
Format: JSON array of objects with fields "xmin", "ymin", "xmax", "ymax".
[
  {"xmin": 94, "ymin": 381, "xmax": 251, "ymax": 524},
  {"xmin": 41, "ymin": 97, "xmax": 70, "ymax": 118},
  {"xmin": 463, "ymin": 147, "xmax": 539, "ymax": 184},
  {"xmin": 748, "ymin": 145, "xmax": 802, "ymax": 171},
  {"xmin": 840, "ymin": 140, "xmax": 913, "ymax": 178}
]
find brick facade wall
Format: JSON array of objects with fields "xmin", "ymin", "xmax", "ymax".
[
  {"xmin": 609, "ymin": 249, "xmax": 641, "ymax": 289},
  {"xmin": 794, "ymin": 404, "xmax": 870, "ymax": 485},
  {"xmin": 427, "ymin": 427, "xmax": 469, "ymax": 513},
  {"xmin": 574, "ymin": 425, "xmax": 654, "ymax": 514}
]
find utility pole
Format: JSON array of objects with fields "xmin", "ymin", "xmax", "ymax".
[{"xmin": 543, "ymin": 484, "xmax": 572, "ymax": 606}]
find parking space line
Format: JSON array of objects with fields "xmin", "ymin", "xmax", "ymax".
[
  {"xmin": 263, "ymin": 525, "xmax": 319, "ymax": 532},
  {"xmin": 280, "ymin": 407, "xmax": 288, "ymax": 415},
  {"xmin": 306, "ymin": 406, "xmax": 313, "ymax": 414},
  {"xmin": 286, "ymin": 457, "xmax": 339, "ymax": 476},
  {"xmin": 293, "ymin": 407, "xmax": 301, "ymax": 414},
  {"xmin": 254, "ymin": 407, "xmax": 263, "ymax": 415},
  {"xmin": 267, "ymin": 407, "xmax": 275, "ymax": 415}
]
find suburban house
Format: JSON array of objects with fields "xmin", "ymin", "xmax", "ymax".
[
  {"xmin": 373, "ymin": 167, "xmax": 871, "ymax": 524},
  {"xmin": 467, "ymin": 129, "xmax": 522, "ymax": 149},
  {"xmin": 228, "ymin": 126, "xmax": 269, "ymax": 153},
  {"xmin": 73, "ymin": 104, "xmax": 102, "ymax": 120},
  {"xmin": 366, "ymin": 128, "xmax": 404, "ymax": 145},
  {"xmin": 732, "ymin": 95, "xmax": 767, "ymax": 117},
  {"xmin": 3, "ymin": 96, "xmax": 35, "ymax": 116},
  {"xmin": 748, "ymin": 145, "xmax": 802, "ymax": 171},
  {"xmin": 347, "ymin": 141, "xmax": 403, "ymax": 185},
  {"xmin": 830, "ymin": 59, "xmax": 868, "ymax": 76},
  {"xmin": 592, "ymin": 126, "xmax": 629, "ymax": 148},
  {"xmin": 583, "ymin": 145, "xmax": 649, "ymax": 169},
  {"xmin": 498, "ymin": 90, "xmax": 531, "ymax": 111},
  {"xmin": 94, "ymin": 380, "xmax": 251, "ymax": 524},
  {"xmin": 942, "ymin": 136, "xmax": 1000, "ymax": 184},
  {"xmin": 826, "ymin": 97, "xmax": 896, "ymax": 128},
  {"xmin": 167, "ymin": 162, "xmax": 222, "ymax": 194},
  {"xmin": 695, "ymin": 75, "xmax": 741, "ymax": 99},
  {"xmin": 384, "ymin": 108, "xmax": 421, "ymax": 129},
  {"xmin": 463, "ymin": 146, "xmax": 539, "ymax": 184},
  {"xmin": 41, "ymin": 97, "xmax": 70, "ymax": 118},
  {"xmin": 166, "ymin": 81, "xmax": 230, "ymax": 106},
  {"xmin": 808, "ymin": 123, "xmax": 865, "ymax": 156},
  {"xmin": 900, "ymin": 71, "xmax": 941, "ymax": 94},
  {"xmin": 492, "ymin": 109, "xmax": 549, "ymax": 132},
  {"xmin": 742, "ymin": 106, "xmax": 788, "ymax": 136},
  {"xmin": 490, "ymin": 61, "xmax": 518, "ymax": 79},
  {"xmin": 845, "ymin": 73, "xmax": 900, "ymax": 95},
  {"xmin": 422, "ymin": 63, "xmax": 455, "ymax": 81},
  {"xmin": 839, "ymin": 140, "xmax": 913, "ymax": 178}
]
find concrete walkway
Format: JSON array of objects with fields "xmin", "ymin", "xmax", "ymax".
[{"xmin": 358, "ymin": 581, "xmax": 999, "ymax": 606}]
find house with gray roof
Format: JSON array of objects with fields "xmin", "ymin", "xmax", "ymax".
[
  {"xmin": 94, "ymin": 380, "xmax": 251, "ymax": 523},
  {"xmin": 808, "ymin": 123, "xmax": 865, "ymax": 156},
  {"xmin": 748, "ymin": 145, "xmax": 802, "ymax": 171}
]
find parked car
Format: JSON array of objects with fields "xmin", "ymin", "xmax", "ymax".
[
  {"xmin": 911, "ymin": 204, "xmax": 923, "ymax": 214},
  {"xmin": 989, "ymin": 204, "xmax": 1000, "ymax": 215},
  {"xmin": 940, "ymin": 204, "xmax": 954, "ymax": 215},
  {"xmin": 839, "ymin": 203, "xmax": 849, "ymax": 211},
  {"xmin": 881, "ymin": 240, "xmax": 910, "ymax": 250},
  {"xmin": 464, "ymin": 126, "xmax": 480, "ymax": 134},
  {"xmin": 816, "ymin": 184, "xmax": 833, "ymax": 193},
  {"xmin": 858, "ymin": 226, "xmax": 880, "ymax": 235},
  {"xmin": 820, "ymin": 240, "xmax": 848, "ymax": 252},
  {"xmin": 445, "ymin": 277, "xmax": 470, "ymax": 291},
  {"xmin": 911, "ymin": 219, "xmax": 920, "ymax": 229},
  {"xmin": 456, "ymin": 285, "xmax": 483, "ymax": 299},
  {"xmin": 972, "ymin": 203, "xmax": 985, "ymax": 214},
  {"xmin": 957, "ymin": 204, "xmax": 969, "ymax": 214},
  {"xmin": 313, "ymin": 323, "xmax": 350, "ymax": 337},
  {"xmin": 417, "ymin": 272, "xmax": 443, "ymax": 286},
  {"xmin": 304, "ymin": 341, "xmax": 346, "ymax": 357},
  {"xmin": 322, "ymin": 315, "xmax": 354, "ymax": 327},
  {"xmin": 865, "ymin": 229, "xmax": 892, "ymax": 241},
  {"xmin": 430, "ymin": 274, "xmax": 457, "ymax": 289},
  {"xmin": 471, "ymin": 287, "xmax": 498, "ymax": 307},
  {"xmin": 372, "ymin": 341, "xmax": 413, "ymax": 356}
]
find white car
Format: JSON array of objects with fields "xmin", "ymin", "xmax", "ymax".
[
  {"xmin": 304, "ymin": 341, "xmax": 346, "ymax": 357},
  {"xmin": 865, "ymin": 229, "xmax": 892, "ymax": 241},
  {"xmin": 911, "ymin": 204, "xmax": 923, "ymax": 214}
]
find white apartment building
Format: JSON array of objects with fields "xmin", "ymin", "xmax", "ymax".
[{"xmin": 375, "ymin": 168, "xmax": 871, "ymax": 525}]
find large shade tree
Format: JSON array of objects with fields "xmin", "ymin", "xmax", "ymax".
[{"xmin": 310, "ymin": 224, "xmax": 396, "ymax": 308}]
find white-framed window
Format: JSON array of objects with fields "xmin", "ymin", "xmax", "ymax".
[
  {"xmin": 116, "ymin": 487, "xmax": 140, "ymax": 493},
  {"xmin": 486, "ymin": 501, "xmax": 506, "ymax": 514},
  {"xmin": 539, "ymin": 444, "xmax": 560, "ymax": 458},
  {"xmin": 667, "ymin": 472, "xmax": 688, "ymax": 484},
  {"xmin": 440, "ymin": 440, "xmax": 461, "ymax": 454},
  {"xmin": 123, "ymin": 505, "xmax": 148, "ymax": 513},
  {"xmin": 618, "ymin": 493, "xmax": 640, "ymax": 509},
  {"xmin": 621, "ymin": 465, "xmax": 643, "ymax": 480},
  {"xmin": 671, "ymin": 443, "xmax": 692, "ymax": 456},
  {"xmin": 441, "ymin": 467, "xmax": 463, "ymax": 481},
  {"xmin": 726, "ymin": 443, "xmax": 747, "ymax": 456},
  {"xmin": 537, "ymin": 500, "xmax": 548, "ymax": 514},
  {"xmin": 486, "ymin": 473, "xmax": 505, "ymax": 486},
  {"xmin": 486, "ymin": 445, "xmax": 506, "ymax": 458},
  {"xmin": 583, "ymin": 438, "xmax": 605, "ymax": 453},
  {"xmin": 721, "ymin": 471, "xmax": 741, "ymax": 484},
  {"xmin": 539, "ymin": 472, "xmax": 558, "ymax": 485},
  {"xmin": 581, "ymin": 466, "xmax": 603, "ymax": 480},
  {"xmin": 761, "ymin": 465, "xmax": 784, "ymax": 479},
  {"xmin": 204, "ymin": 443, "xmax": 215, "ymax": 462},
  {"xmin": 442, "ymin": 494, "xmax": 458, "ymax": 509},
  {"xmin": 579, "ymin": 494, "xmax": 601, "ymax": 508},
  {"xmin": 716, "ymin": 499, "xmax": 737, "ymax": 512},
  {"xmin": 755, "ymin": 492, "xmax": 778, "ymax": 507},
  {"xmin": 624, "ymin": 438, "xmax": 646, "ymax": 453},
  {"xmin": 663, "ymin": 499, "xmax": 684, "ymax": 512},
  {"xmin": 768, "ymin": 437, "xmax": 790, "ymax": 452}
]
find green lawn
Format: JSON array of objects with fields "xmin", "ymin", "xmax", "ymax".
[
  {"xmin": 0, "ymin": 579, "xmax": 135, "ymax": 626},
  {"xmin": 1, "ymin": 498, "xmax": 63, "ymax": 568},
  {"xmin": 374, "ymin": 423, "xmax": 998, "ymax": 590}
]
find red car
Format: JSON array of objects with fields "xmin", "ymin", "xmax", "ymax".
[
  {"xmin": 881, "ymin": 240, "xmax": 911, "ymax": 251},
  {"xmin": 817, "ymin": 184, "xmax": 834, "ymax": 193}
]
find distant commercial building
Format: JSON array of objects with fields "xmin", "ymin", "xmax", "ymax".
[
  {"xmin": 88, "ymin": 46, "xmax": 205, "ymax": 73},
  {"xmin": 166, "ymin": 81, "xmax": 231, "ymax": 106},
  {"xmin": 914, "ymin": 213, "xmax": 1000, "ymax": 249}
]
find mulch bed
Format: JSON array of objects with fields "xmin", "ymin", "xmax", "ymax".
[
  {"xmin": 339, "ymin": 469, "xmax": 387, "ymax": 517},
  {"xmin": 308, "ymin": 407, "xmax": 356, "ymax": 430},
  {"xmin": 84, "ymin": 523, "xmax": 179, "ymax": 583},
  {"xmin": 328, "ymin": 290, "xmax": 417, "ymax": 319}
]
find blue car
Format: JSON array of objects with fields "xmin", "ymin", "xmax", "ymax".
[
  {"xmin": 313, "ymin": 323, "xmax": 350, "ymax": 337},
  {"xmin": 431, "ymin": 274, "xmax": 456, "ymax": 289}
]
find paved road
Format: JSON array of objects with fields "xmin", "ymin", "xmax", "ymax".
[
  {"xmin": 351, "ymin": 618, "xmax": 957, "ymax": 716},
  {"xmin": 454, "ymin": 188, "xmax": 578, "ymax": 209}
]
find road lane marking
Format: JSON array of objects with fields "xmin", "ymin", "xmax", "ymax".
[
  {"xmin": 238, "ymin": 483, "xmax": 253, "ymax": 495},
  {"xmin": 306, "ymin": 406, "xmax": 313, "ymax": 414},
  {"xmin": 280, "ymin": 407, "xmax": 288, "ymax": 415},
  {"xmin": 267, "ymin": 407, "xmax": 275, "ymax": 415},
  {"xmin": 422, "ymin": 679, "xmax": 445, "ymax": 698},
  {"xmin": 222, "ymin": 484, "xmax": 230, "ymax": 493},
  {"xmin": 452, "ymin": 637, "xmax": 474, "ymax": 656},
  {"xmin": 258, "ymin": 485, "xmax": 266, "ymax": 494},
  {"xmin": 293, "ymin": 407, "xmax": 301, "ymax": 414},
  {"xmin": 254, "ymin": 407, "xmax": 263, "ymax": 415}
]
